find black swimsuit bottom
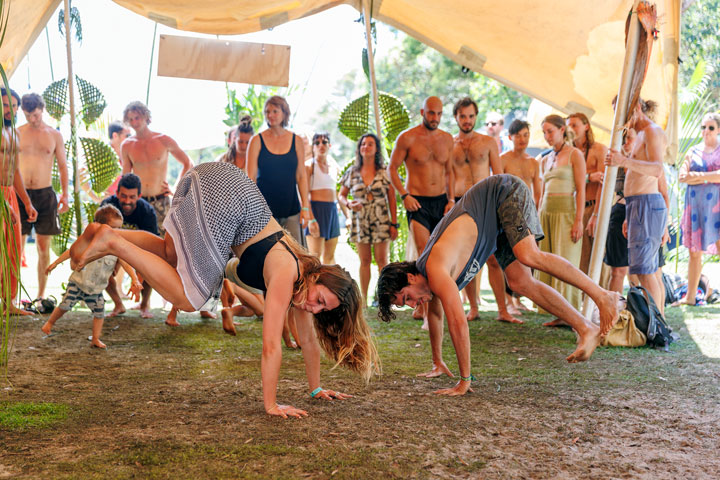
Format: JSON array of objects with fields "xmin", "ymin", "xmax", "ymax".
[{"xmin": 236, "ymin": 231, "xmax": 299, "ymax": 293}]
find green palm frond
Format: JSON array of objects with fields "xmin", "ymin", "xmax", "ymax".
[
  {"xmin": 338, "ymin": 91, "xmax": 410, "ymax": 143},
  {"xmin": 80, "ymin": 137, "xmax": 120, "ymax": 194},
  {"xmin": 76, "ymin": 77, "xmax": 106, "ymax": 126},
  {"xmin": 58, "ymin": 4, "xmax": 82, "ymax": 43},
  {"xmin": 83, "ymin": 202, "xmax": 99, "ymax": 224},
  {"xmin": 51, "ymin": 209, "xmax": 75, "ymax": 256},
  {"xmin": 42, "ymin": 79, "xmax": 69, "ymax": 121}
]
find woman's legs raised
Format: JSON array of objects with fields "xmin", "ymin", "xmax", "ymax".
[{"xmin": 70, "ymin": 224, "xmax": 193, "ymax": 311}]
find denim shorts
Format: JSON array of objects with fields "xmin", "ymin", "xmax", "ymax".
[{"xmin": 626, "ymin": 193, "xmax": 667, "ymax": 275}]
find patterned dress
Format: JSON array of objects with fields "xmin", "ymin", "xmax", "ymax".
[
  {"xmin": 681, "ymin": 144, "xmax": 720, "ymax": 254},
  {"xmin": 341, "ymin": 166, "xmax": 392, "ymax": 244}
]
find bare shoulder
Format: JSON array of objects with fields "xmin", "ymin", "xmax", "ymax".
[
  {"xmin": 50, "ymin": 127, "xmax": 64, "ymax": 142},
  {"xmin": 157, "ymin": 133, "xmax": 178, "ymax": 146},
  {"xmin": 438, "ymin": 129, "xmax": 454, "ymax": 145},
  {"xmin": 590, "ymin": 142, "xmax": 607, "ymax": 155}
]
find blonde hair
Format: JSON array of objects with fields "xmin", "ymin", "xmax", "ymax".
[{"xmin": 283, "ymin": 234, "xmax": 380, "ymax": 381}]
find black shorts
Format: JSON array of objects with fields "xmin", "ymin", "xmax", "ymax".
[
  {"xmin": 17, "ymin": 187, "xmax": 61, "ymax": 236},
  {"xmin": 406, "ymin": 194, "xmax": 448, "ymax": 233}
]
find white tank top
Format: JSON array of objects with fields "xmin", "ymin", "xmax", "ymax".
[{"xmin": 310, "ymin": 159, "xmax": 338, "ymax": 191}]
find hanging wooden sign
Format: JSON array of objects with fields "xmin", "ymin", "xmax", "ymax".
[{"xmin": 157, "ymin": 34, "xmax": 290, "ymax": 86}]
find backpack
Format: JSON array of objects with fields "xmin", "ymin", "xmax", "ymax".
[{"xmin": 626, "ymin": 285, "xmax": 674, "ymax": 349}]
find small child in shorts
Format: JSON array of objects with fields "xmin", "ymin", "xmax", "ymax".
[{"xmin": 41, "ymin": 205, "xmax": 142, "ymax": 348}]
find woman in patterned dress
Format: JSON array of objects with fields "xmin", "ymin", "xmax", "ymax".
[
  {"xmin": 339, "ymin": 134, "xmax": 398, "ymax": 306},
  {"xmin": 679, "ymin": 112, "xmax": 720, "ymax": 305},
  {"xmin": 69, "ymin": 162, "xmax": 379, "ymax": 419}
]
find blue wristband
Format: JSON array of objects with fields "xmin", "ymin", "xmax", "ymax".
[
  {"xmin": 460, "ymin": 374, "xmax": 476, "ymax": 382},
  {"xmin": 310, "ymin": 387, "xmax": 323, "ymax": 398}
]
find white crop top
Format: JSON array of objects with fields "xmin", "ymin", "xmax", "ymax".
[{"xmin": 310, "ymin": 159, "xmax": 338, "ymax": 191}]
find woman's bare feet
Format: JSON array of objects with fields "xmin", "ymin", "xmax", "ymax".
[
  {"xmin": 91, "ymin": 339, "xmax": 107, "ymax": 349},
  {"xmin": 497, "ymin": 311, "xmax": 523, "ymax": 324},
  {"xmin": 566, "ymin": 322, "xmax": 602, "ymax": 363},
  {"xmin": 417, "ymin": 361, "xmax": 453, "ymax": 378},
  {"xmin": 221, "ymin": 308, "xmax": 237, "ymax": 336},
  {"xmin": 71, "ymin": 223, "xmax": 114, "ymax": 271},
  {"xmin": 465, "ymin": 307, "xmax": 479, "ymax": 321},
  {"xmin": 596, "ymin": 290, "xmax": 624, "ymax": 336},
  {"xmin": 165, "ymin": 307, "xmax": 180, "ymax": 327}
]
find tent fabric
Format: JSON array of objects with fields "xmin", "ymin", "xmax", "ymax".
[{"xmin": 1, "ymin": 0, "xmax": 679, "ymax": 152}]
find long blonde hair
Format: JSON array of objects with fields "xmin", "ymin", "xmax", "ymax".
[{"xmin": 283, "ymin": 234, "xmax": 381, "ymax": 381}]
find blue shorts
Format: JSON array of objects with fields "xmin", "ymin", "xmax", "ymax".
[
  {"xmin": 626, "ymin": 194, "xmax": 667, "ymax": 275},
  {"xmin": 305, "ymin": 201, "xmax": 340, "ymax": 240}
]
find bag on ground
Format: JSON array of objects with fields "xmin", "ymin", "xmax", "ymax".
[
  {"xmin": 600, "ymin": 310, "xmax": 647, "ymax": 347},
  {"xmin": 626, "ymin": 285, "xmax": 674, "ymax": 349}
]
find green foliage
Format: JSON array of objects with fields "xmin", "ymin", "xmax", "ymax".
[
  {"xmin": 80, "ymin": 137, "xmax": 120, "ymax": 194},
  {"xmin": 224, "ymin": 85, "xmax": 282, "ymax": 132},
  {"xmin": 680, "ymin": 0, "xmax": 720, "ymax": 97},
  {"xmin": 51, "ymin": 208, "xmax": 75, "ymax": 256},
  {"xmin": 0, "ymin": 402, "xmax": 69, "ymax": 430},
  {"xmin": 42, "ymin": 78, "xmax": 69, "ymax": 121},
  {"xmin": 58, "ymin": 2, "xmax": 82, "ymax": 43},
  {"xmin": 76, "ymin": 77, "xmax": 106, "ymax": 126}
]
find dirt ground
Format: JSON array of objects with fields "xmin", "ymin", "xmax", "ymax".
[{"xmin": 2, "ymin": 298, "xmax": 719, "ymax": 479}]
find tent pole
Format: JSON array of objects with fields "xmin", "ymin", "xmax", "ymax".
[
  {"xmin": 583, "ymin": 0, "xmax": 642, "ymax": 319},
  {"xmin": 146, "ymin": 22, "xmax": 158, "ymax": 105},
  {"xmin": 363, "ymin": 0, "xmax": 382, "ymax": 143},
  {"xmin": 45, "ymin": 26, "xmax": 54, "ymax": 81},
  {"xmin": 63, "ymin": 0, "xmax": 77, "ymax": 197}
]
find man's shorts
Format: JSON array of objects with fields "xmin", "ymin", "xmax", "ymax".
[
  {"xmin": 58, "ymin": 281, "xmax": 106, "ymax": 318},
  {"xmin": 626, "ymin": 193, "xmax": 667, "ymax": 275},
  {"xmin": 17, "ymin": 186, "xmax": 61, "ymax": 236},
  {"xmin": 406, "ymin": 194, "xmax": 448, "ymax": 233},
  {"xmin": 494, "ymin": 180, "xmax": 544, "ymax": 270},
  {"xmin": 604, "ymin": 202, "xmax": 628, "ymax": 267},
  {"xmin": 144, "ymin": 193, "xmax": 171, "ymax": 237}
]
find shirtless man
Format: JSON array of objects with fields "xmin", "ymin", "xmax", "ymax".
[
  {"xmin": 451, "ymin": 97, "xmax": 518, "ymax": 323},
  {"xmin": 605, "ymin": 98, "xmax": 667, "ymax": 311},
  {"xmin": 501, "ymin": 120, "xmax": 542, "ymax": 206},
  {"xmin": 17, "ymin": 93, "xmax": 69, "ymax": 301},
  {"xmin": 566, "ymin": 113, "xmax": 607, "ymax": 274},
  {"xmin": 377, "ymin": 175, "xmax": 624, "ymax": 395},
  {"xmin": 388, "ymin": 96, "xmax": 454, "ymax": 377},
  {"xmin": 1, "ymin": 88, "xmax": 38, "ymax": 314},
  {"xmin": 121, "ymin": 101, "xmax": 193, "ymax": 319}
]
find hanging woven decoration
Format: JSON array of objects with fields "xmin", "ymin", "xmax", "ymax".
[
  {"xmin": 76, "ymin": 76, "xmax": 107, "ymax": 127},
  {"xmin": 51, "ymin": 209, "xmax": 75, "ymax": 256},
  {"xmin": 338, "ymin": 92, "xmax": 409, "ymax": 143},
  {"xmin": 83, "ymin": 201, "xmax": 99, "ymax": 225},
  {"xmin": 80, "ymin": 137, "xmax": 120, "ymax": 194},
  {"xmin": 42, "ymin": 79, "xmax": 69, "ymax": 121}
]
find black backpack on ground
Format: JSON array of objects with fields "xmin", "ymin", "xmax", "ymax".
[{"xmin": 626, "ymin": 285, "xmax": 675, "ymax": 350}]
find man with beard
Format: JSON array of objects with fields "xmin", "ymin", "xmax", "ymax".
[
  {"xmin": 100, "ymin": 173, "xmax": 158, "ymax": 317},
  {"xmin": 388, "ymin": 96, "xmax": 455, "ymax": 378},
  {"xmin": 17, "ymin": 93, "xmax": 70, "ymax": 302},
  {"xmin": 1, "ymin": 88, "xmax": 37, "ymax": 315},
  {"xmin": 451, "ymin": 97, "xmax": 518, "ymax": 323}
]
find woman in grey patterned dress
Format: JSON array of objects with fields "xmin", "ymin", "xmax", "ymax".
[
  {"xmin": 339, "ymin": 134, "xmax": 399, "ymax": 305},
  {"xmin": 69, "ymin": 162, "xmax": 379, "ymax": 419}
]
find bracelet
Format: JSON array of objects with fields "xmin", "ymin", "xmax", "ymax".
[
  {"xmin": 585, "ymin": 174, "xmax": 590, "ymax": 184},
  {"xmin": 390, "ymin": 222, "xmax": 399, "ymax": 228},
  {"xmin": 310, "ymin": 387, "xmax": 323, "ymax": 398},
  {"xmin": 459, "ymin": 374, "xmax": 476, "ymax": 382},
  {"xmin": 302, "ymin": 207, "xmax": 309, "ymax": 211},
  {"xmin": 309, "ymin": 219, "xmax": 317, "ymax": 224},
  {"xmin": 591, "ymin": 213, "xmax": 598, "ymax": 217},
  {"xmin": 401, "ymin": 193, "xmax": 409, "ymax": 200}
]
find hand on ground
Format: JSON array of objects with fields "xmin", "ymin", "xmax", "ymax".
[
  {"xmin": 267, "ymin": 404, "xmax": 308, "ymax": 418},
  {"xmin": 313, "ymin": 389, "xmax": 353, "ymax": 401},
  {"xmin": 417, "ymin": 361, "xmax": 453, "ymax": 378}
]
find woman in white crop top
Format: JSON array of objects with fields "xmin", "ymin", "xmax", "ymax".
[{"xmin": 304, "ymin": 133, "xmax": 347, "ymax": 264}]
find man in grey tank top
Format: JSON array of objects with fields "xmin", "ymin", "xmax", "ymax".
[{"xmin": 377, "ymin": 175, "xmax": 624, "ymax": 396}]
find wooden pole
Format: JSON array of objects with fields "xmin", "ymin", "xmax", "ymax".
[
  {"xmin": 363, "ymin": 0, "xmax": 382, "ymax": 144},
  {"xmin": 63, "ymin": 0, "xmax": 81, "ymax": 235},
  {"xmin": 583, "ymin": 0, "xmax": 642, "ymax": 319}
]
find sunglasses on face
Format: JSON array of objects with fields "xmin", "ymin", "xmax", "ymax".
[
  {"xmin": 701, "ymin": 125, "xmax": 716, "ymax": 131},
  {"xmin": 314, "ymin": 140, "xmax": 329, "ymax": 145},
  {"xmin": 486, "ymin": 121, "xmax": 498, "ymax": 127}
]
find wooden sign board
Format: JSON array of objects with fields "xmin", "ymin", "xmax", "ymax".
[{"xmin": 157, "ymin": 35, "xmax": 290, "ymax": 87}]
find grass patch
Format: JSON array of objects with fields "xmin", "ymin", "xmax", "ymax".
[{"xmin": 0, "ymin": 401, "xmax": 69, "ymax": 430}]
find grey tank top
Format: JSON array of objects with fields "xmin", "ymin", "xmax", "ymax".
[{"xmin": 416, "ymin": 174, "xmax": 516, "ymax": 290}]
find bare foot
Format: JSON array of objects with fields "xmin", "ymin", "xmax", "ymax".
[
  {"xmin": 566, "ymin": 322, "xmax": 602, "ymax": 363},
  {"xmin": 421, "ymin": 318, "xmax": 429, "ymax": 331},
  {"xmin": 596, "ymin": 290, "xmax": 624, "ymax": 336},
  {"xmin": 165, "ymin": 307, "xmax": 180, "ymax": 327},
  {"xmin": 681, "ymin": 299, "xmax": 697, "ymax": 306},
  {"xmin": 221, "ymin": 309, "xmax": 237, "ymax": 336},
  {"xmin": 506, "ymin": 303, "xmax": 523, "ymax": 316},
  {"xmin": 543, "ymin": 318, "xmax": 569, "ymax": 327},
  {"xmin": 41, "ymin": 321, "xmax": 53, "ymax": 335},
  {"xmin": 200, "ymin": 310, "xmax": 216, "ymax": 319},
  {"xmin": 515, "ymin": 301, "xmax": 532, "ymax": 312},
  {"xmin": 72, "ymin": 224, "xmax": 114, "ymax": 271},
  {"xmin": 221, "ymin": 279, "xmax": 236, "ymax": 308},
  {"xmin": 91, "ymin": 339, "xmax": 107, "ymax": 349},
  {"xmin": 284, "ymin": 339, "xmax": 299, "ymax": 349},
  {"xmin": 5, "ymin": 304, "xmax": 34, "ymax": 316},
  {"xmin": 107, "ymin": 305, "xmax": 126, "ymax": 318},
  {"xmin": 465, "ymin": 307, "xmax": 479, "ymax": 321},
  {"xmin": 140, "ymin": 308, "xmax": 154, "ymax": 319},
  {"xmin": 497, "ymin": 311, "xmax": 523, "ymax": 324},
  {"xmin": 69, "ymin": 222, "xmax": 102, "ymax": 270},
  {"xmin": 412, "ymin": 305, "xmax": 424, "ymax": 320},
  {"xmin": 417, "ymin": 361, "xmax": 454, "ymax": 378}
]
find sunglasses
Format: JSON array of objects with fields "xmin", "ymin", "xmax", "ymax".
[
  {"xmin": 486, "ymin": 121, "xmax": 498, "ymax": 127},
  {"xmin": 314, "ymin": 140, "xmax": 329, "ymax": 145},
  {"xmin": 701, "ymin": 125, "xmax": 716, "ymax": 131}
]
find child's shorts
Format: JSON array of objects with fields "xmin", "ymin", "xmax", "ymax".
[{"xmin": 58, "ymin": 281, "xmax": 106, "ymax": 318}]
